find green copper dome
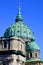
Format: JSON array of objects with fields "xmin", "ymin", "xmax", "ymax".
[
  {"xmin": 26, "ymin": 41, "xmax": 40, "ymax": 52},
  {"xmin": 3, "ymin": 3, "xmax": 40, "ymax": 52},
  {"xmin": 4, "ymin": 5, "xmax": 35, "ymax": 39},
  {"xmin": 4, "ymin": 21, "xmax": 34, "ymax": 39}
]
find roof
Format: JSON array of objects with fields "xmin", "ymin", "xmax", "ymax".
[
  {"xmin": 26, "ymin": 41, "xmax": 40, "ymax": 52},
  {"xmin": 3, "ymin": 4, "xmax": 35, "ymax": 39},
  {"xmin": 4, "ymin": 21, "xmax": 35, "ymax": 39},
  {"xmin": 26, "ymin": 59, "xmax": 43, "ymax": 63}
]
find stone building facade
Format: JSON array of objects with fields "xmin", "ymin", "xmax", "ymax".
[
  {"xmin": 0, "ymin": 37, "xmax": 26, "ymax": 65},
  {"xmin": 0, "ymin": 1, "xmax": 43, "ymax": 65}
]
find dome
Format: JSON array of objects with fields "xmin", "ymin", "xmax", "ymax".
[
  {"xmin": 4, "ymin": 5, "xmax": 35, "ymax": 39},
  {"xmin": 4, "ymin": 21, "xmax": 34, "ymax": 39},
  {"xmin": 3, "ymin": 3, "xmax": 40, "ymax": 52},
  {"xmin": 26, "ymin": 41, "xmax": 40, "ymax": 52}
]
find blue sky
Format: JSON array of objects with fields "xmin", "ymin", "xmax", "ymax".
[{"xmin": 0, "ymin": 0, "xmax": 43, "ymax": 59}]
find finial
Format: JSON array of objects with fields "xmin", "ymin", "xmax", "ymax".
[
  {"xmin": 15, "ymin": 0, "xmax": 23, "ymax": 22},
  {"xmin": 18, "ymin": 0, "xmax": 21, "ymax": 14}
]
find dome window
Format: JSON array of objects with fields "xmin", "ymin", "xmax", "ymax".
[
  {"xmin": 17, "ymin": 31, "xmax": 20, "ymax": 33},
  {"xmin": 35, "ymin": 53, "xmax": 37, "ymax": 57},
  {"xmin": 12, "ymin": 26, "xmax": 14, "ymax": 28},
  {"xmin": 29, "ymin": 32, "xmax": 31, "ymax": 34},
  {"xmin": 18, "ymin": 26, "xmax": 19, "ymax": 28}
]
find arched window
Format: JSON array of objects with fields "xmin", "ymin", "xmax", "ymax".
[
  {"xmin": 30, "ymin": 53, "xmax": 32, "ymax": 57},
  {"xmin": 35, "ymin": 53, "xmax": 37, "ymax": 57},
  {"xmin": 4, "ymin": 41, "xmax": 7, "ymax": 48}
]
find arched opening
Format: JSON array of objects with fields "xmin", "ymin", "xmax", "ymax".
[
  {"xmin": 30, "ymin": 53, "xmax": 32, "ymax": 58},
  {"xmin": 35, "ymin": 53, "xmax": 37, "ymax": 57}
]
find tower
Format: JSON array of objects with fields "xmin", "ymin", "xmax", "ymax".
[
  {"xmin": 0, "ymin": 1, "xmax": 26, "ymax": 65},
  {"xmin": 0, "ymin": 0, "xmax": 43, "ymax": 65}
]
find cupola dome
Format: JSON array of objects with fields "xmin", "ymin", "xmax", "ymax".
[
  {"xmin": 26, "ymin": 41, "xmax": 40, "ymax": 52},
  {"xmin": 4, "ymin": 2, "xmax": 35, "ymax": 40},
  {"xmin": 4, "ymin": 21, "xmax": 34, "ymax": 40}
]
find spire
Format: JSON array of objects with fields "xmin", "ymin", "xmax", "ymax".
[
  {"xmin": 18, "ymin": 0, "xmax": 21, "ymax": 15},
  {"xmin": 15, "ymin": 0, "xmax": 23, "ymax": 22}
]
